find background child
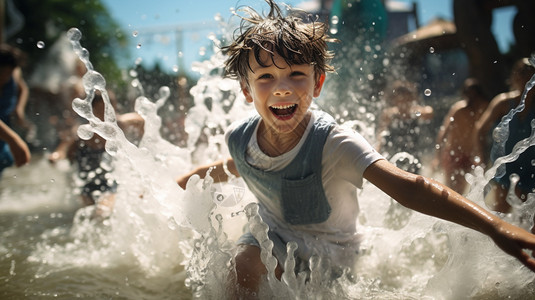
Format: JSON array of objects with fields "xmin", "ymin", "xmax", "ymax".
[
  {"xmin": 376, "ymin": 79, "xmax": 433, "ymax": 173},
  {"xmin": 0, "ymin": 118, "xmax": 30, "ymax": 173},
  {"xmin": 434, "ymin": 78, "xmax": 490, "ymax": 194},
  {"xmin": 49, "ymin": 91, "xmax": 144, "ymax": 217},
  {"xmin": 177, "ymin": 1, "xmax": 535, "ymax": 297},
  {"xmin": 0, "ymin": 44, "xmax": 30, "ymax": 175},
  {"xmin": 474, "ymin": 58, "xmax": 535, "ymax": 213}
]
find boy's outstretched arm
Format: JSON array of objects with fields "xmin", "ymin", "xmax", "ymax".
[
  {"xmin": 176, "ymin": 157, "xmax": 239, "ymax": 190},
  {"xmin": 364, "ymin": 159, "xmax": 535, "ymax": 271}
]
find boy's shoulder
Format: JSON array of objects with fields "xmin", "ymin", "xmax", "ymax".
[{"xmin": 224, "ymin": 113, "xmax": 260, "ymax": 145}]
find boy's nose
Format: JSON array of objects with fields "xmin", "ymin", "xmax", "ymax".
[
  {"xmin": 273, "ymin": 84, "xmax": 292, "ymax": 96},
  {"xmin": 274, "ymin": 90, "xmax": 292, "ymax": 96}
]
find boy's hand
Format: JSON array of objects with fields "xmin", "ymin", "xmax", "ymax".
[{"xmin": 490, "ymin": 220, "xmax": 535, "ymax": 272}]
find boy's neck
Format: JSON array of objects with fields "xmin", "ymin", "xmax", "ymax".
[{"xmin": 257, "ymin": 112, "xmax": 312, "ymax": 157}]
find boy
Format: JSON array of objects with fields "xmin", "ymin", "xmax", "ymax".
[{"xmin": 176, "ymin": 0, "xmax": 535, "ymax": 297}]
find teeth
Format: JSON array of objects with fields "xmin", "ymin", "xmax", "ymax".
[{"xmin": 270, "ymin": 104, "xmax": 296, "ymax": 109}]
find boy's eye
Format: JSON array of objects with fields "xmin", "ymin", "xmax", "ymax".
[
  {"xmin": 258, "ymin": 74, "xmax": 273, "ymax": 80},
  {"xmin": 291, "ymin": 71, "xmax": 306, "ymax": 77}
]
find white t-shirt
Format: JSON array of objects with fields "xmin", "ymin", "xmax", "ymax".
[{"xmin": 225, "ymin": 110, "xmax": 384, "ymax": 264}]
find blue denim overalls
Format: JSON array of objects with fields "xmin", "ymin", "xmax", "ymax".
[{"xmin": 228, "ymin": 111, "xmax": 336, "ymax": 225}]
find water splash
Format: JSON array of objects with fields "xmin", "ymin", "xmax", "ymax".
[
  {"xmin": 490, "ymin": 55, "xmax": 535, "ymax": 179},
  {"xmin": 25, "ymin": 29, "xmax": 203, "ymax": 284},
  {"xmin": 466, "ymin": 54, "xmax": 535, "ymax": 223},
  {"xmin": 15, "ymin": 26, "xmax": 535, "ymax": 299}
]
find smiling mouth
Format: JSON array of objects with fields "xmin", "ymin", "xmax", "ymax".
[{"xmin": 270, "ymin": 104, "xmax": 297, "ymax": 120}]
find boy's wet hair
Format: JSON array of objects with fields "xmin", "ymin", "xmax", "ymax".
[{"xmin": 222, "ymin": 0, "xmax": 336, "ymax": 83}]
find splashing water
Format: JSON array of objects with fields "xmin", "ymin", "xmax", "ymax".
[
  {"xmin": 2, "ymin": 25, "xmax": 535, "ymax": 299},
  {"xmin": 466, "ymin": 54, "xmax": 535, "ymax": 226}
]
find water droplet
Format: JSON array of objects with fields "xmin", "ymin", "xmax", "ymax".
[
  {"xmin": 424, "ymin": 89, "xmax": 432, "ymax": 96},
  {"xmin": 131, "ymin": 79, "xmax": 140, "ymax": 88},
  {"xmin": 172, "ymin": 65, "xmax": 179, "ymax": 72},
  {"xmin": 83, "ymin": 70, "xmax": 107, "ymax": 90},
  {"xmin": 132, "ymin": 30, "xmax": 138, "ymax": 37},
  {"xmin": 77, "ymin": 124, "xmax": 94, "ymax": 140},
  {"xmin": 331, "ymin": 15, "xmax": 339, "ymax": 25},
  {"xmin": 50, "ymin": 179, "xmax": 55, "ymax": 183},
  {"xmin": 36, "ymin": 41, "xmax": 45, "ymax": 49},
  {"xmin": 429, "ymin": 47, "xmax": 435, "ymax": 53},
  {"xmin": 136, "ymin": 43, "xmax": 142, "ymax": 49},
  {"xmin": 67, "ymin": 28, "xmax": 82, "ymax": 41}
]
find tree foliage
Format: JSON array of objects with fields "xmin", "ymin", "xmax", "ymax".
[{"xmin": 6, "ymin": 0, "xmax": 129, "ymax": 86}]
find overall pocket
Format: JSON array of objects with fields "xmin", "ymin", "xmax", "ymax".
[{"xmin": 281, "ymin": 173, "xmax": 331, "ymax": 225}]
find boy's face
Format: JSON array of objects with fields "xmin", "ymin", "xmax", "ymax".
[{"xmin": 241, "ymin": 50, "xmax": 325, "ymax": 135}]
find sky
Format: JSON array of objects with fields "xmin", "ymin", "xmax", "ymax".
[{"xmin": 100, "ymin": 0, "xmax": 516, "ymax": 74}]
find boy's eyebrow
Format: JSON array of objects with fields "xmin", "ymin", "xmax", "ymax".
[
  {"xmin": 250, "ymin": 63, "xmax": 312, "ymax": 76},
  {"xmin": 250, "ymin": 64, "xmax": 265, "ymax": 73},
  {"xmin": 249, "ymin": 61, "xmax": 275, "ymax": 73}
]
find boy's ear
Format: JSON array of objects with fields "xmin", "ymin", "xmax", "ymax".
[
  {"xmin": 314, "ymin": 73, "xmax": 326, "ymax": 98},
  {"xmin": 240, "ymin": 81, "xmax": 254, "ymax": 103}
]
